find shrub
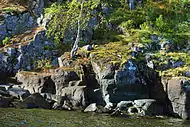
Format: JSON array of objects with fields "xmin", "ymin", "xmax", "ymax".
[{"xmin": 2, "ymin": 37, "xmax": 11, "ymax": 46}]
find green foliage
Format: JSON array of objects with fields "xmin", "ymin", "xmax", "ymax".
[
  {"xmin": 119, "ymin": 20, "xmax": 135, "ymax": 31},
  {"xmin": 2, "ymin": 37, "xmax": 11, "ymax": 46},
  {"xmin": 37, "ymin": 59, "xmax": 53, "ymax": 71},
  {"xmin": 45, "ymin": 0, "xmax": 101, "ymax": 44}
]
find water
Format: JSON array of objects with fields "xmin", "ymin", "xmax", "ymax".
[{"xmin": 0, "ymin": 108, "xmax": 190, "ymax": 127}]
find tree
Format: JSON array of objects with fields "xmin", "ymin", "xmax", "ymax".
[
  {"xmin": 70, "ymin": 0, "xmax": 84, "ymax": 58},
  {"xmin": 45, "ymin": 0, "xmax": 101, "ymax": 58}
]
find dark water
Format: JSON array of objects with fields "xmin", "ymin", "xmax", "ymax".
[{"xmin": 0, "ymin": 108, "xmax": 190, "ymax": 127}]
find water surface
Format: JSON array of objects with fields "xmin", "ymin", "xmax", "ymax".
[{"xmin": 0, "ymin": 108, "xmax": 190, "ymax": 127}]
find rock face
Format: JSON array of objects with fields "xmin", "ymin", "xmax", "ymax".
[
  {"xmin": 91, "ymin": 59, "xmax": 149, "ymax": 106},
  {"xmin": 16, "ymin": 69, "xmax": 81, "ymax": 95},
  {"xmin": 0, "ymin": 12, "xmax": 34, "ymax": 42},
  {"xmin": 0, "ymin": 0, "xmax": 46, "ymax": 42},
  {"xmin": 13, "ymin": 93, "xmax": 51, "ymax": 109},
  {"xmin": 0, "ymin": 31, "xmax": 57, "ymax": 76},
  {"xmin": 166, "ymin": 77, "xmax": 190, "ymax": 119},
  {"xmin": 61, "ymin": 86, "xmax": 86, "ymax": 109}
]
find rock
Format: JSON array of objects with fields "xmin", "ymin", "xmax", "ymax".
[
  {"xmin": 0, "ymin": 96, "xmax": 13, "ymax": 108},
  {"xmin": 91, "ymin": 56, "xmax": 149, "ymax": 105},
  {"xmin": 134, "ymin": 99, "xmax": 156, "ymax": 108},
  {"xmin": 23, "ymin": 93, "xmax": 51, "ymax": 109},
  {"xmin": 51, "ymin": 69, "xmax": 80, "ymax": 94},
  {"xmin": 40, "ymin": 93, "xmax": 57, "ymax": 101},
  {"xmin": 171, "ymin": 61, "xmax": 184, "ymax": 68},
  {"xmin": 0, "ymin": 30, "xmax": 57, "ymax": 75},
  {"xmin": 61, "ymin": 86, "xmax": 87, "ymax": 109},
  {"xmin": 84, "ymin": 103, "xmax": 97, "ymax": 112},
  {"xmin": 68, "ymin": 80, "xmax": 83, "ymax": 87},
  {"xmin": 32, "ymin": 0, "xmax": 44, "ymax": 17},
  {"xmin": 16, "ymin": 72, "xmax": 56, "ymax": 94},
  {"xmin": 51, "ymin": 57, "xmax": 59, "ymax": 67},
  {"xmin": 183, "ymin": 71, "xmax": 190, "ymax": 78},
  {"xmin": 166, "ymin": 78, "xmax": 190, "ymax": 119},
  {"xmin": 104, "ymin": 101, "xmax": 113, "ymax": 110},
  {"xmin": 116, "ymin": 101, "xmax": 133, "ymax": 110},
  {"xmin": 147, "ymin": 60, "xmax": 154, "ymax": 69},
  {"xmin": 135, "ymin": 99, "xmax": 158, "ymax": 116},
  {"xmin": 0, "ymin": 84, "xmax": 11, "ymax": 91},
  {"xmin": 8, "ymin": 86, "xmax": 30, "ymax": 100},
  {"xmin": 82, "ymin": 45, "xmax": 93, "ymax": 51},
  {"xmin": 0, "ymin": 23, "xmax": 6, "ymax": 42},
  {"xmin": 128, "ymin": 107, "xmax": 139, "ymax": 115},
  {"xmin": 0, "ymin": 89, "xmax": 9, "ymax": 96},
  {"xmin": 0, "ymin": 11, "xmax": 34, "ymax": 42}
]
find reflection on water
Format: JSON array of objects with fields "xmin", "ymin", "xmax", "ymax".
[{"xmin": 0, "ymin": 108, "xmax": 190, "ymax": 127}]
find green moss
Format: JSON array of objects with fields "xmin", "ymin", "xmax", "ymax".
[
  {"xmin": 152, "ymin": 52, "xmax": 190, "ymax": 77},
  {"xmin": 90, "ymin": 41, "xmax": 133, "ymax": 68}
]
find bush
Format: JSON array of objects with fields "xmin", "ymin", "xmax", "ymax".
[{"xmin": 2, "ymin": 37, "xmax": 11, "ymax": 46}]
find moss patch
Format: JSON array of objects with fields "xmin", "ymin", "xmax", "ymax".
[
  {"xmin": 151, "ymin": 51, "xmax": 190, "ymax": 78},
  {"xmin": 90, "ymin": 41, "xmax": 133, "ymax": 68}
]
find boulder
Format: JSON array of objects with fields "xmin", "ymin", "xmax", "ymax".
[
  {"xmin": 116, "ymin": 101, "xmax": 133, "ymax": 110},
  {"xmin": 91, "ymin": 58, "xmax": 149, "ymax": 105},
  {"xmin": 51, "ymin": 69, "xmax": 80, "ymax": 95},
  {"xmin": 61, "ymin": 86, "xmax": 87, "ymax": 109},
  {"xmin": 84, "ymin": 103, "xmax": 97, "ymax": 112},
  {"xmin": 16, "ymin": 72, "xmax": 55, "ymax": 94},
  {"xmin": 0, "ymin": 84, "xmax": 10, "ymax": 96},
  {"xmin": 166, "ymin": 78, "xmax": 190, "ymax": 119},
  {"xmin": 82, "ymin": 45, "xmax": 93, "ymax": 51},
  {"xmin": 0, "ymin": 96, "xmax": 13, "ymax": 108},
  {"xmin": 13, "ymin": 93, "xmax": 51, "ymax": 109},
  {"xmin": 8, "ymin": 86, "xmax": 30, "ymax": 100},
  {"xmin": 133, "ymin": 99, "xmax": 159, "ymax": 116}
]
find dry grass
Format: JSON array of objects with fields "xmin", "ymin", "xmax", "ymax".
[
  {"xmin": 0, "ymin": 26, "xmax": 45, "ymax": 51},
  {"xmin": 0, "ymin": 0, "xmax": 31, "ymax": 13}
]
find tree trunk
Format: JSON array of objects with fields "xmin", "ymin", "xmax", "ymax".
[{"xmin": 71, "ymin": 0, "xmax": 84, "ymax": 58}]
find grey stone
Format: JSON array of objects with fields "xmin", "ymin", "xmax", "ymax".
[
  {"xmin": 82, "ymin": 45, "xmax": 93, "ymax": 51},
  {"xmin": 84, "ymin": 103, "xmax": 97, "ymax": 112},
  {"xmin": 134, "ymin": 99, "xmax": 156, "ymax": 108},
  {"xmin": 23, "ymin": 93, "xmax": 51, "ymax": 109},
  {"xmin": 0, "ymin": 96, "xmax": 13, "ymax": 108},
  {"xmin": 5, "ymin": 15, "xmax": 18, "ymax": 32},
  {"xmin": 8, "ymin": 86, "xmax": 31, "ymax": 100},
  {"xmin": 0, "ymin": 84, "xmax": 10, "ymax": 91},
  {"xmin": 128, "ymin": 107, "xmax": 139, "ymax": 115},
  {"xmin": 0, "ymin": 89, "xmax": 9, "ymax": 96},
  {"xmin": 5, "ymin": 47, "xmax": 16, "ymax": 56},
  {"xmin": 116, "ymin": 101, "xmax": 133, "ymax": 110},
  {"xmin": 61, "ymin": 86, "xmax": 86, "ymax": 108},
  {"xmin": 51, "ymin": 57, "xmax": 59, "ymax": 67},
  {"xmin": 166, "ymin": 78, "xmax": 190, "ymax": 119},
  {"xmin": 147, "ymin": 61, "xmax": 154, "ymax": 69},
  {"xmin": 0, "ymin": 23, "xmax": 6, "ymax": 42}
]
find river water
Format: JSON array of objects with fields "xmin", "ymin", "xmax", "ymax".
[{"xmin": 0, "ymin": 108, "xmax": 190, "ymax": 127}]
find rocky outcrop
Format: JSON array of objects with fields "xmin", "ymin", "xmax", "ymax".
[
  {"xmin": 91, "ymin": 58, "xmax": 149, "ymax": 107},
  {"xmin": 0, "ymin": 30, "xmax": 57, "ymax": 76},
  {"xmin": 16, "ymin": 69, "xmax": 80, "ymax": 95},
  {"xmin": 13, "ymin": 93, "xmax": 51, "ymax": 109},
  {"xmin": 0, "ymin": 12, "xmax": 34, "ymax": 42},
  {"xmin": 0, "ymin": 0, "xmax": 45, "ymax": 42},
  {"xmin": 164, "ymin": 77, "xmax": 190, "ymax": 119}
]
